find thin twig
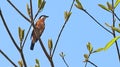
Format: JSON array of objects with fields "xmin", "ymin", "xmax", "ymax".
[
  {"xmin": 0, "ymin": 50, "xmax": 17, "ymax": 67},
  {"xmin": 88, "ymin": 61, "xmax": 97, "ymax": 67},
  {"xmin": 62, "ymin": 57, "xmax": 69, "ymax": 67},
  {"xmin": 109, "ymin": 11, "xmax": 120, "ymax": 22},
  {"xmin": 114, "ymin": 13, "xmax": 120, "ymax": 22},
  {"xmin": 22, "ymin": 25, "xmax": 32, "ymax": 49},
  {"xmin": 51, "ymin": 0, "xmax": 75, "ymax": 58},
  {"xmin": 19, "ymin": 49, "xmax": 27, "ymax": 67},
  {"xmin": 82, "ymin": 9, "xmax": 113, "ymax": 35},
  {"xmin": 111, "ymin": 0, "xmax": 120, "ymax": 62},
  {"xmin": 7, "ymin": 0, "xmax": 30, "ymax": 23},
  {"xmin": 0, "ymin": 9, "xmax": 20, "ymax": 51}
]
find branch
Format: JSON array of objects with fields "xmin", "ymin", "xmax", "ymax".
[
  {"xmin": 82, "ymin": 9, "xmax": 113, "ymax": 35},
  {"xmin": 19, "ymin": 49, "xmax": 27, "ymax": 67},
  {"xmin": 114, "ymin": 13, "xmax": 120, "ymax": 22},
  {"xmin": 22, "ymin": 25, "xmax": 32, "ymax": 48},
  {"xmin": 51, "ymin": 0, "xmax": 75, "ymax": 58},
  {"xmin": 111, "ymin": 0, "xmax": 120, "ymax": 62},
  {"xmin": 0, "ymin": 50, "xmax": 17, "ymax": 67},
  {"xmin": 61, "ymin": 57, "xmax": 69, "ymax": 67},
  {"xmin": 0, "ymin": 9, "xmax": 20, "ymax": 51},
  {"xmin": 7, "ymin": 0, "xmax": 30, "ymax": 23},
  {"xmin": 88, "ymin": 61, "xmax": 97, "ymax": 67}
]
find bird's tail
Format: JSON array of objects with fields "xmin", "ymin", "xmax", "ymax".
[{"xmin": 30, "ymin": 42, "xmax": 35, "ymax": 50}]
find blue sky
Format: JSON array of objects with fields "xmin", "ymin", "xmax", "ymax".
[{"xmin": 0, "ymin": 0, "xmax": 120, "ymax": 67}]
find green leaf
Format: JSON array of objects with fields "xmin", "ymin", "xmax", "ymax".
[
  {"xmin": 75, "ymin": 0, "xmax": 83, "ymax": 10},
  {"xmin": 18, "ymin": 60, "xmax": 23, "ymax": 67},
  {"xmin": 111, "ymin": 26, "xmax": 120, "ymax": 33},
  {"xmin": 48, "ymin": 39, "xmax": 53, "ymax": 50},
  {"xmin": 84, "ymin": 54, "xmax": 88, "ymax": 59},
  {"xmin": 40, "ymin": 0, "xmax": 46, "ymax": 10},
  {"xmin": 104, "ymin": 36, "xmax": 120, "ymax": 51},
  {"xmin": 105, "ymin": 23, "xmax": 120, "ymax": 33},
  {"xmin": 83, "ymin": 54, "xmax": 88, "ymax": 62},
  {"xmin": 93, "ymin": 48, "xmax": 104, "ymax": 53},
  {"xmin": 26, "ymin": 3, "xmax": 31, "ymax": 16},
  {"xmin": 115, "ymin": 0, "xmax": 120, "ymax": 8},
  {"xmin": 38, "ymin": 0, "xmax": 42, "ymax": 8},
  {"xmin": 119, "ymin": 24, "xmax": 120, "ymax": 28},
  {"xmin": 67, "ymin": 12, "xmax": 72, "ymax": 20},
  {"xmin": 64, "ymin": 11, "xmax": 72, "ymax": 22},
  {"xmin": 64, "ymin": 11, "xmax": 67, "ymax": 21},
  {"xmin": 35, "ymin": 59, "xmax": 40, "ymax": 67},
  {"xmin": 107, "ymin": 2, "xmax": 112, "ymax": 11},
  {"xmin": 18, "ymin": 27, "xmax": 25, "ymax": 42},
  {"xmin": 98, "ymin": 4, "xmax": 110, "ymax": 12},
  {"xmin": 87, "ymin": 42, "xmax": 93, "ymax": 53},
  {"xmin": 105, "ymin": 23, "xmax": 111, "ymax": 27}
]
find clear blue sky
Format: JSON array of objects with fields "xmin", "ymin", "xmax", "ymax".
[{"xmin": 0, "ymin": 0, "xmax": 120, "ymax": 67}]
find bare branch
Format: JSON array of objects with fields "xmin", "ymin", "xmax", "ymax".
[
  {"xmin": 0, "ymin": 49, "xmax": 17, "ymax": 67},
  {"xmin": 88, "ymin": 61, "xmax": 97, "ymax": 67},
  {"xmin": 82, "ymin": 9, "xmax": 113, "ymax": 35},
  {"xmin": 61, "ymin": 56, "xmax": 69, "ymax": 67},
  {"xmin": 52, "ymin": 0, "xmax": 75, "ymax": 58},
  {"xmin": 7, "ymin": 0, "xmax": 30, "ymax": 23},
  {"xmin": 0, "ymin": 9, "xmax": 20, "ymax": 51},
  {"xmin": 22, "ymin": 25, "xmax": 32, "ymax": 48},
  {"xmin": 19, "ymin": 49, "xmax": 27, "ymax": 67}
]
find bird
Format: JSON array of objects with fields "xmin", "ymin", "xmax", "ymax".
[{"xmin": 30, "ymin": 15, "xmax": 48, "ymax": 50}]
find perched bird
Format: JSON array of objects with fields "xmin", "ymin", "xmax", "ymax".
[{"xmin": 30, "ymin": 15, "xmax": 48, "ymax": 50}]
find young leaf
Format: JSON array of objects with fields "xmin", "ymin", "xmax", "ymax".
[
  {"xmin": 98, "ymin": 4, "xmax": 110, "ymax": 12},
  {"xmin": 105, "ymin": 23, "xmax": 111, "ymax": 28},
  {"xmin": 83, "ymin": 54, "xmax": 88, "ymax": 62},
  {"xmin": 64, "ymin": 11, "xmax": 72, "ymax": 22},
  {"xmin": 18, "ymin": 27, "xmax": 25, "ymax": 42},
  {"xmin": 111, "ymin": 26, "xmax": 120, "ymax": 33},
  {"xmin": 67, "ymin": 12, "xmax": 72, "ymax": 20},
  {"xmin": 93, "ymin": 48, "xmax": 104, "ymax": 53},
  {"xmin": 38, "ymin": 0, "xmax": 42, "ymax": 8},
  {"xmin": 35, "ymin": 59, "xmax": 40, "ymax": 67},
  {"xmin": 107, "ymin": 2, "xmax": 112, "ymax": 11},
  {"xmin": 75, "ymin": 0, "xmax": 83, "ymax": 10},
  {"xmin": 64, "ymin": 11, "xmax": 67, "ymax": 21},
  {"xmin": 48, "ymin": 39, "xmax": 53, "ymax": 50},
  {"xmin": 40, "ymin": 0, "xmax": 46, "ymax": 10},
  {"xmin": 87, "ymin": 42, "xmax": 93, "ymax": 53},
  {"xmin": 119, "ymin": 24, "xmax": 120, "ymax": 28},
  {"xmin": 26, "ymin": 3, "xmax": 31, "ymax": 16},
  {"xmin": 105, "ymin": 23, "xmax": 120, "ymax": 33},
  {"xmin": 104, "ymin": 36, "xmax": 120, "ymax": 51},
  {"xmin": 18, "ymin": 60, "xmax": 23, "ymax": 67},
  {"xmin": 84, "ymin": 54, "xmax": 88, "ymax": 59},
  {"xmin": 115, "ymin": 0, "xmax": 120, "ymax": 8}
]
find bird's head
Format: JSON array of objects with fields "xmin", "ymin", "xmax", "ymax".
[{"xmin": 39, "ymin": 15, "xmax": 49, "ymax": 20}]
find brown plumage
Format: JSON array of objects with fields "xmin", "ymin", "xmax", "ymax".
[{"xmin": 30, "ymin": 15, "xmax": 48, "ymax": 50}]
